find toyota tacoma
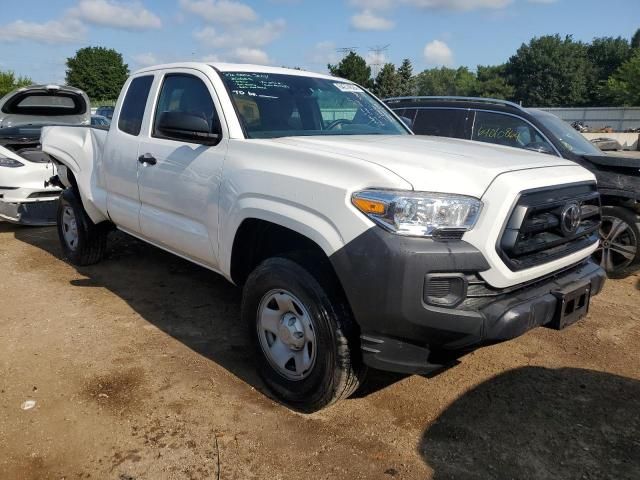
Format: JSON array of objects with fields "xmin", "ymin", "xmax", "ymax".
[{"xmin": 41, "ymin": 63, "xmax": 605, "ymax": 411}]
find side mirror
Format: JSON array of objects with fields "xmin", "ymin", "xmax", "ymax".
[
  {"xmin": 156, "ymin": 111, "xmax": 220, "ymax": 144},
  {"xmin": 400, "ymin": 116, "xmax": 414, "ymax": 129}
]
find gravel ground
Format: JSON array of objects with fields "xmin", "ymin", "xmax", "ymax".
[{"xmin": 0, "ymin": 223, "xmax": 638, "ymax": 480}]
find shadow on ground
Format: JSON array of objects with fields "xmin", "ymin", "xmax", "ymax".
[
  {"xmin": 9, "ymin": 224, "xmax": 405, "ymax": 403},
  {"xmin": 420, "ymin": 366, "xmax": 640, "ymax": 480}
]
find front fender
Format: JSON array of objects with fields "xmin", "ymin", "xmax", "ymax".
[{"xmin": 219, "ymin": 193, "xmax": 371, "ymax": 279}]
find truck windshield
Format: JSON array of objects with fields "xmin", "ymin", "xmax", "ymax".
[
  {"xmin": 220, "ymin": 71, "xmax": 408, "ymax": 138},
  {"xmin": 528, "ymin": 109, "xmax": 601, "ymax": 156}
]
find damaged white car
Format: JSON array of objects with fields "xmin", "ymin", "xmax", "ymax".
[{"xmin": 0, "ymin": 84, "xmax": 90, "ymax": 225}]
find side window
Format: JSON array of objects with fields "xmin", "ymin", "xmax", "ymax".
[
  {"xmin": 393, "ymin": 108, "xmax": 417, "ymax": 125},
  {"xmin": 118, "ymin": 76, "xmax": 153, "ymax": 136},
  {"xmin": 471, "ymin": 111, "xmax": 554, "ymax": 153},
  {"xmin": 412, "ymin": 109, "xmax": 469, "ymax": 139},
  {"xmin": 153, "ymin": 74, "xmax": 219, "ymax": 141}
]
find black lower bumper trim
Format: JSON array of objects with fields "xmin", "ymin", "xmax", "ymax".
[{"xmin": 357, "ymin": 259, "xmax": 605, "ymax": 374}]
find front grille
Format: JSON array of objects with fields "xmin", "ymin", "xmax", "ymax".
[{"xmin": 498, "ymin": 183, "xmax": 600, "ymax": 271}]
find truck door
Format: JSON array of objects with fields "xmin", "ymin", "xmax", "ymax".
[
  {"xmin": 103, "ymin": 75, "xmax": 155, "ymax": 233},
  {"xmin": 137, "ymin": 69, "xmax": 228, "ymax": 268}
]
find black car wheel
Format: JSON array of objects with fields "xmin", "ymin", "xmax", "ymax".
[
  {"xmin": 57, "ymin": 189, "xmax": 109, "ymax": 266},
  {"xmin": 593, "ymin": 206, "xmax": 640, "ymax": 278},
  {"xmin": 242, "ymin": 255, "xmax": 366, "ymax": 412}
]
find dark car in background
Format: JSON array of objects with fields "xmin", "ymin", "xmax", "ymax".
[
  {"xmin": 95, "ymin": 105, "xmax": 114, "ymax": 119},
  {"xmin": 385, "ymin": 96, "xmax": 640, "ymax": 277},
  {"xmin": 91, "ymin": 114, "xmax": 111, "ymax": 127}
]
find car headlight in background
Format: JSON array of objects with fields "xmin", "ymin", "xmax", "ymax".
[
  {"xmin": 0, "ymin": 156, "xmax": 24, "ymax": 168},
  {"xmin": 352, "ymin": 189, "xmax": 482, "ymax": 237}
]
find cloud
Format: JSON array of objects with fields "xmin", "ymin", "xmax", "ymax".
[
  {"xmin": 131, "ymin": 52, "xmax": 161, "ymax": 68},
  {"xmin": 74, "ymin": 0, "xmax": 161, "ymax": 30},
  {"xmin": 228, "ymin": 47, "xmax": 270, "ymax": 64},
  {"xmin": 308, "ymin": 41, "xmax": 339, "ymax": 65},
  {"xmin": 350, "ymin": 0, "xmax": 511, "ymax": 10},
  {"xmin": 201, "ymin": 53, "xmax": 223, "ymax": 62},
  {"xmin": 423, "ymin": 40, "xmax": 453, "ymax": 66},
  {"xmin": 0, "ymin": 17, "xmax": 86, "ymax": 44},
  {"xmin": 350, "ymin": 10, "xmax": 395, "ymax": 31},
  {"xmin": 349, "ymin": 0, "xmax": 395, "ymax": 9},
  {"xmin": 194, "ymin": 19, "xmax": 285, "ymax": 48},
  {"xmin": 180, "ymin": 0, "xmax": 257, "ymax": 24}
]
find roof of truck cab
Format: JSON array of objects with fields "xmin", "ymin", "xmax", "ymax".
[{"xmin": 133, "ymin": 62, "xmax": 342, "ymax": 82}]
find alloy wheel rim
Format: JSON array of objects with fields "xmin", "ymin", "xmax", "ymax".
[
  {"xmin": 594, "ymin": 215, "xmax": 637, "ymax": 272},
  {"xmin": 61, "ymin": 206, "xmax": 79, "ymax": 251},
  {"xmin": 257, "ymin": 289, "xmax": 317, "ymax": 381}
]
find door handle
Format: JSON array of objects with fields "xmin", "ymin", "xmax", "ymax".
[{"xmin": 138, "ymin": 153, "xmax": 157, "ymax": 165}]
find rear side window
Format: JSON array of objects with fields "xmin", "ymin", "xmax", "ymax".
[
  {"xmin": 471, "ymin": 111, "xmax": 554, "ymax": 152},
  {"xmin": 118, "ymin": 76, "xmax": 154, "ymax": 136},
  {"xmin": 412, "ymin": 109, "xmax": 470, "ymax": 139}
]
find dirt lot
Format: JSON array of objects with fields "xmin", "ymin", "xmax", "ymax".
[{"xmin": 0, "ymin": 223, "xmax": 639, "ymax": 480}]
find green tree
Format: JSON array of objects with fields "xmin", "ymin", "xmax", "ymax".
[
  {"xmin": 505, "ymin": 35, "xmax": 590, "ymax": 107},
  {"xmin": 373, "ymin": 63, "xmax": 401, "ymax": 98},
  {"xmin": 415, "ymin": 66, "xmax": 477, "ymax": 96},
  {"xmin": 631, "ymin": 28, "xmax": 640, "ymax": 49},
  {"xmin": 396, "ymin": 58, "xmax": 415, "ymax": 96},
  {"xmin": 472, "ymin": 64, "xmax": 514, "ymax": 100},
  {"xmin": 0, "ymin": 70, "xmax": 32, "ymax": 97},
  {"xmin": 587, "ymin": 36, "xmax": 631, "ymax": 105},
  {"xmin": 328, "ymin": 51, "xmax": 372, "ymax": 88},
  {"xmin": 602, "ymin": 49, "xmax": 640, "ymax": 106},
  {"xmin": 66, "ymin": 47, "xmax": 129, "ymax": 101}
]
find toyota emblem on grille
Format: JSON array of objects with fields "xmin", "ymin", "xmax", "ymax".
[{"xmin": 560, "ymin": 201, "xmax": 581, "ymax": 236}]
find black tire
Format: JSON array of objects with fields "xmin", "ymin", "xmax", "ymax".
[
  {"xmin": 56, "ymin": 189, "xmax": 108, "ymax": 266},
  {"xmin": 593, "ymin": 205, "xmax": 640, "ymax": 278},
  {"xmin": 242, "ymin": 256, "xmax": 366, "ymax": 412}
]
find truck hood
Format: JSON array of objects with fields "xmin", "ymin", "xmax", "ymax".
[{"xmin": 272, "ymin": 135, "xmax": 578, "ymax": 198}]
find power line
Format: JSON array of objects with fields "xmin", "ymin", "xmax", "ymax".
[
  {"xmin": 336, "ymin": 47, "xmax": 359, "ymax": 55},
  {"xmin": 368, "ymin": 44, "xmax": 390, "ymax": 77}
]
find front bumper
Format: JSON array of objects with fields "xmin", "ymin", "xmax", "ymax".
[{"xmin": 330, "ymin": 228, "xmax": 605, "ymax": 374}]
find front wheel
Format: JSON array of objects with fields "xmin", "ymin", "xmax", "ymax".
[
  {"xmin": 593, "ymin": 206, "xmax": 640, "ymax": 278},
  {"xmin": 242, "ymin": 256, "xmax": 366, "ymax": 412}
]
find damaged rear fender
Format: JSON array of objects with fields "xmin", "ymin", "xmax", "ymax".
[{"xmin": 41, "ymin": 126, "xmax": 109, "ymax": 224}]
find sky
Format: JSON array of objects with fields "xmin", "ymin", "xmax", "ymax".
[{"xmin": 0, "ymin": 0, "xmax": 637, "ymax": 84}]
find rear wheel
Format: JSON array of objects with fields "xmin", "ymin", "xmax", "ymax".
[
  {"xmin": 57, "ymin": 190, "xmax": 108, "ymax": 266},
  {"xmin": 242, "ymin": 256, "xmax": 366, "ymax": 412},
  {"xmin": 593, "ymin": 206, "xmax": 640, "ymax": 278}
]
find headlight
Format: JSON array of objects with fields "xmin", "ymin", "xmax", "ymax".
[
  {"xmin": 352, "ymin": 189, "xmax": 482, "ymax": 237},
  {"xmin": 0, "ymin": 156, "xmax": 24, "ymax": 168}
]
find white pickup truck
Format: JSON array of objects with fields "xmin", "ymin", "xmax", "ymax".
[{"xmin": 42, "ymin": 63, "xmax": 605, "ymax": 411}]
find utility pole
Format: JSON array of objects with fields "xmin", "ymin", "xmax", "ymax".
[{"xmin": 368, "ymin": 44, "xmax": 390, "ymax": 77}]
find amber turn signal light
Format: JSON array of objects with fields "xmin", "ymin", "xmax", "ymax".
[{"xmin": 352, "ymin": 197, "xmax": 386, "ymax": 215}]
